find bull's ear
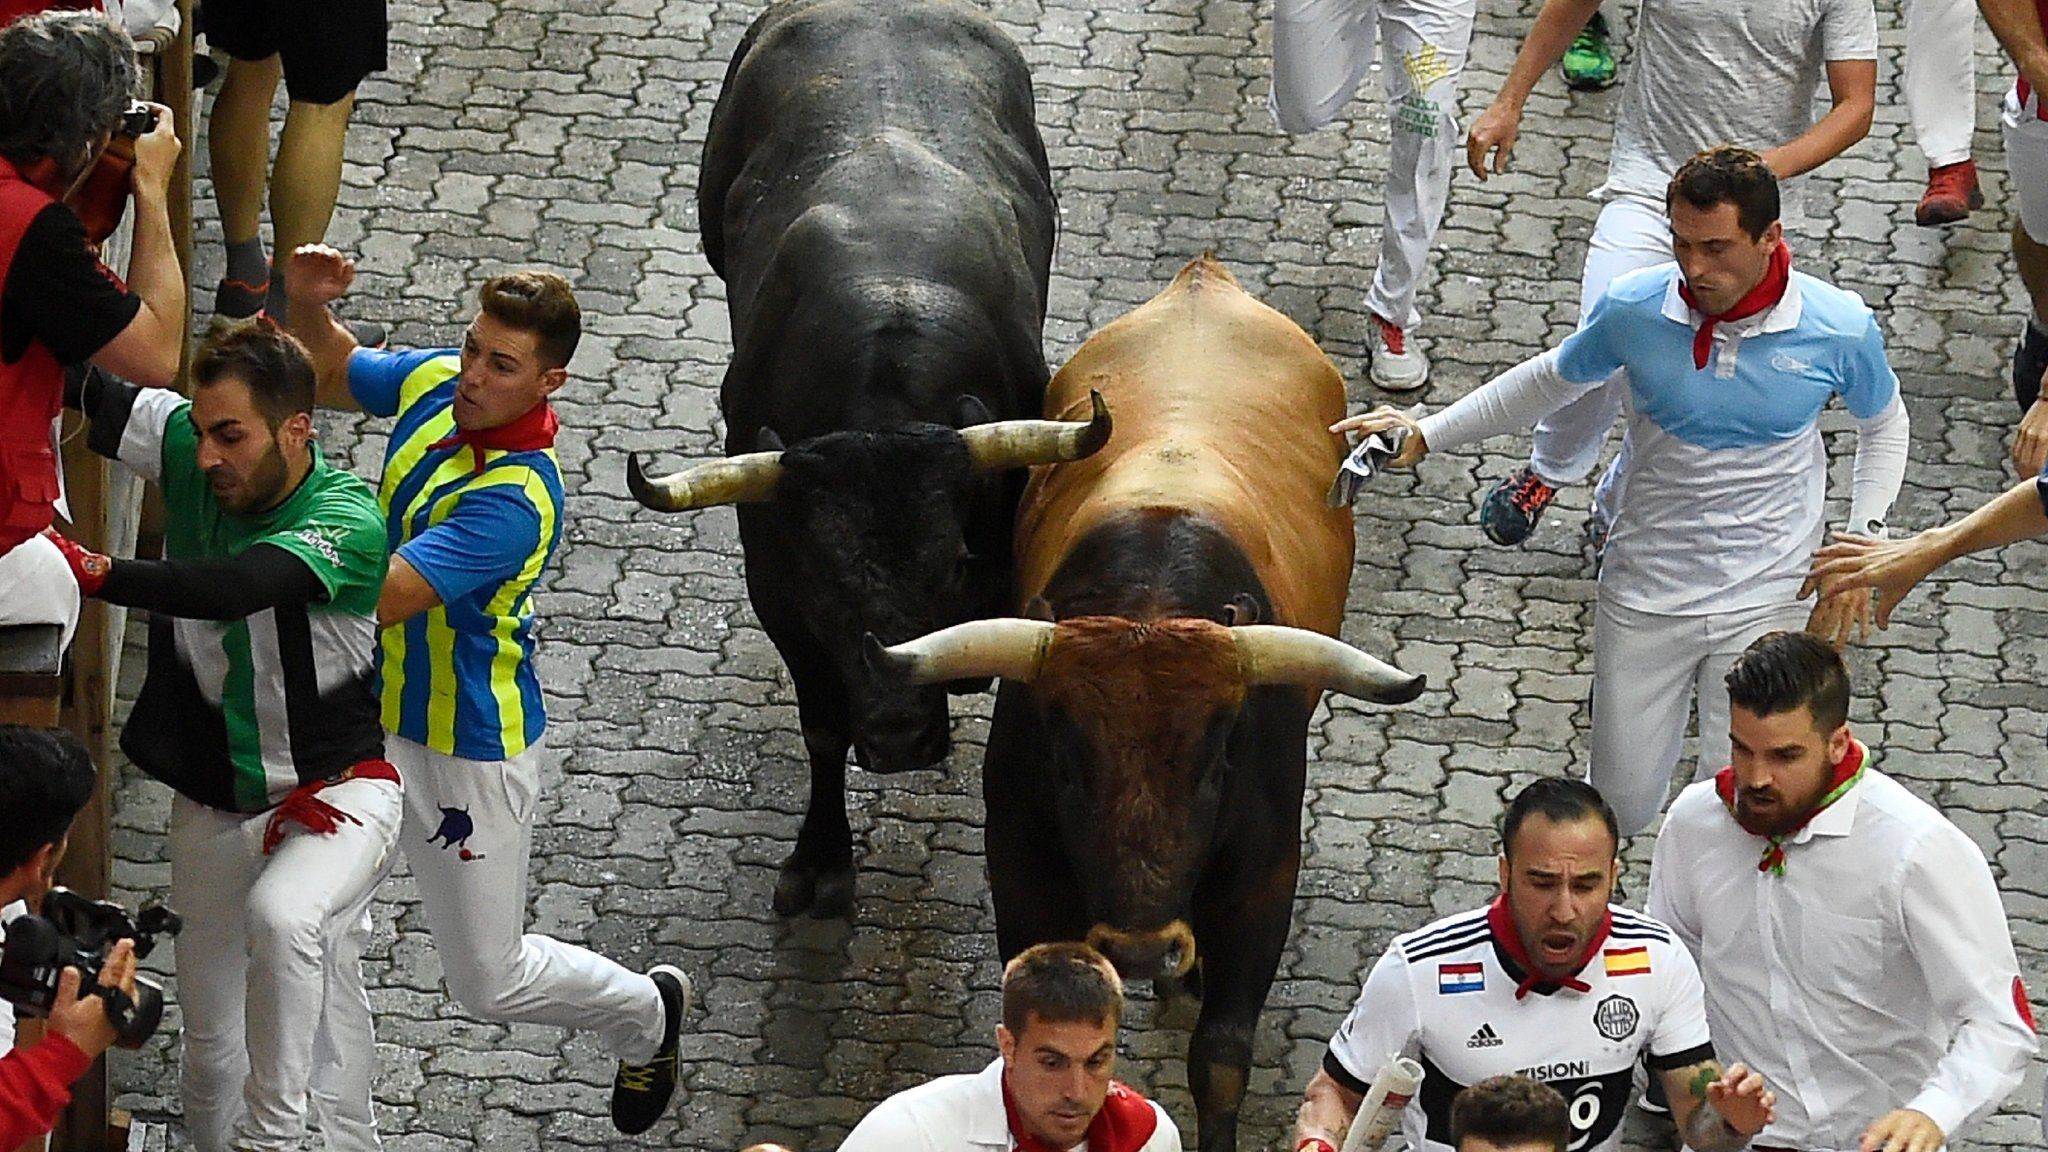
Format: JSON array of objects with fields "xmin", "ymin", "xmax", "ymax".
[
  {"xmin": 755, "ymin": 427, "xmax": 785, "ymax": 452},
  {"xmin": 1221, "ymin": 593, "xmax": 1260, "ymax": 626},
  {"xmin": 1023, "ymin": 595, "xmax": 1055, "ymax": 622},
  {"xmin": 955, "ymin": 394, "xmax": 994, "ymax": 428}
]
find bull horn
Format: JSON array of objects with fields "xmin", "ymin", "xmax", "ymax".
[
  {"xmin": 1232, "ymin": 624, "xmax": 1426, "ymax": 705},
  {"xmin": 626, "ymin": 450, "xmax": 784, "ymax": 512},
  {"xmin": 959, "ymin": 390, "xmax": 1112, "ymax": 473},
  {"xmin": 863, "ymin": 618, "xmax": 1056, "ymax": 686}
]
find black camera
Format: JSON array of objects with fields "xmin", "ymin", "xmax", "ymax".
[
  {"xmin": 0, "ymin": 889, "xmax": 180, "ymax": 1048},
  {"xmin": 116, "ymin": 103, "xmax": 159, "ymax": 139}
]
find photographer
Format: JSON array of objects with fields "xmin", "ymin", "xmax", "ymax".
[
  {"xmin": 0, "ymin": 8, "xmax": 184, "ymax": 644},
  {"xmin": 0, "ymin": 725, "xmax": 142, "ymax": 1148}
]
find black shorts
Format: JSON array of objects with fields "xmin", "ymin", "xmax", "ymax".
[{"xmin": 201, "ymin": 0, "xmax": 389, "ymax": 105}]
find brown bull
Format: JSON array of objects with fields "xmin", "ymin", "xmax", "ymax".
[{"xmin": 867, "ymin": 255, "xmax": 1426, "ymax": 1152}]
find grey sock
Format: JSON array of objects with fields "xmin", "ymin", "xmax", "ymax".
[
  {"xmin": 224, "ymin": 236, "xmax": 267, "ymax": 289},
  {"xmin": 265, "ymin": 276, "xmax": 289, "ymax": 324}
]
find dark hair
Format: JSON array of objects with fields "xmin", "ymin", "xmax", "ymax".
[
  {"xmin": 1666, "ymin": 145, "xmax": 1781, "ymax": 239},
  {"xmin": 192, "ymin": 322, "xmax": 318, "ymax": 428},
  {"xmin": 1500, "ymin": 777, "xmax": 1619, "ymax": 860},
  {"xmin": 479, "ymin": 271, "xmax": 581, "ymax": 370},
  {"xmin": 0, "ymin": 726, "xmax": 97, "ymax": 875},
  {"xmin": 1001, "ymin": 941, "xmax": 1124, "ymax": 1035},
  {"xmin": 1451, "ymin": 1076, "xmax": 1570, "ymax": 1152},
  {"xmin": 1724, "ymin": 631, "xmax": 1850, "ymax": 733},
  {"xmin": 0, "ymin": 10, "xmax": 139, "ymax": 168}
]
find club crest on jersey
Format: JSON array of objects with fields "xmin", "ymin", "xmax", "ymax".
[
  {"xmin": 1593, "ymin": 994, "xmax": 1639, "ymax": 1041},
  {"xmin": 1439, "ymin": 962, "xmax": 1484, "ymax": 995},
  {"xmin": 1603, "ymin": 946, "xmax": 1651, "ymax": 977}
]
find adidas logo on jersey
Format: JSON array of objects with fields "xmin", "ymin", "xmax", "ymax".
[{"xmin": 1467, "ymin": 1023, "xmax": 1503, "ymax": 1049}]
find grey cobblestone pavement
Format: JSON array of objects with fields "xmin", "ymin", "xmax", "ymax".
[{"xmin": 95, "ymin": 0, "xmax": 2047, "ymax": 1148}]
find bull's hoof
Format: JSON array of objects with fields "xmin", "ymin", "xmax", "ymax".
[{"xmin": 773, "ymin": 858, "xmax": 856, "ymax": 918}]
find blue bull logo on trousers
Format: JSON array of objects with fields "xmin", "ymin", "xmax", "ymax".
[{"xmin": 427, "ymin": 806, "xmax": 482, "ymax": 861}]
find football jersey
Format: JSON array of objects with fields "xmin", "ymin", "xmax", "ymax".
[{"xmin": 1325, "ymin": 902, "xmax": 1714, "ymax": 1152}]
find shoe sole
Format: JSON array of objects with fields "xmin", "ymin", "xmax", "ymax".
[{"xmin": 1917, "ymin": 189, "xmax": 1987, "ymax": 228}]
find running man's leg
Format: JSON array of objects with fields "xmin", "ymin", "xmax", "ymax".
[
  {"xmin": 1270, "ymin": 0, "xmax": 1380, "ymax": 135},
  {"xmin": 2004, "ymin": 91, "xmax": 2048, "ymax": 408},
  {"xmin": 307, "ymin": 905, "xmax": 385, "ymax": 1151},
  {"xmin": 1365, "ymin": 0, "xmax": 1478, "ymax": 333},
  {"xmin": 1590, "ymin": 598, "xmax": 1710, "ymax": 836},
  {"xmin": 389, "ymin": 737, "xmax": 666, "ymax": 1061},
  {"xmin": 169, "ymin": 796, "xmax": 263, "ymax": 1152},
  {"xmin": 233, "ymin": 775, "xmax": 402, "ymax": 1152},
  {"xmin": 1904, "ymin": 0, "xmax": 1981, "ymax": 226}
]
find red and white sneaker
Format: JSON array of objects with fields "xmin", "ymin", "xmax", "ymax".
[{"xmin": 1368, "ymin": 313, "xmax": 1430, "ymax": 392}]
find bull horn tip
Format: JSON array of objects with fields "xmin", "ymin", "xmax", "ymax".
[
  {"xmin": 1386, "ymin": 672, "xmax": 1427, "ymax": 705},
  {"xmin": 624, "ymin": 452, "xmax": 657, "ymax": 507},
  {"xmin": 1079, "ymin": 390, "xmax": 1113, "ymax": 455},
  {"xmin": 860, "ymin": 632, "xmax": 895, "ymax": 679}
]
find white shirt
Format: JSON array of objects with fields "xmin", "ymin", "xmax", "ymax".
[
  {"xmin": 1648, "ymin": 763, "xmax": 2038, "ymax": 1150},
  {"xmin": 1601, "ymin": 0, "xmax": 1878, "ymax": 204},
  {"xmin": 837, "ymin": 1057, "xmax": 1182, "ymax": 1152},
  {"xmin": 1325, "ymin": 904, "xmax": 1713, "ymax": 1152}
]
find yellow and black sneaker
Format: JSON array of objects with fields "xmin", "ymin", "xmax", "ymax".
[{"xmin": 611, "ymin": 965, "xmax": 692, "ymax": 1135}]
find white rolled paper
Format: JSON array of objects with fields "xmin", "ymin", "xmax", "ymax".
[{"xmin": 1340, "ymin": 1055, "xmax": 1425, "ymax": 1152}]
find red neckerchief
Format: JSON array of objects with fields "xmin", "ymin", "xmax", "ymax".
[
  {"xmin": 1678, "ymin": 239, "xmax": 1791, "ymax": 369},
  {"xmin": 427, "ymin": 400, "xmax": 558, "ymax": 473},
  {"xmin": 1487, "ymin": 895, "xmax": 1610, "ymax": 1000},
  {"xmin": 1001, "ymin": 1067, "xmax": 1159, "ymax": 1152},
  {"xmin": 1714, "ymin": 738, "xmax": 1866, "ymax": 876}
]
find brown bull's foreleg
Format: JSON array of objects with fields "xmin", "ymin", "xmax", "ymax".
[{"xmin": 1188, "ymin": 1017, "xmax": 1255, "ymax": 1152}]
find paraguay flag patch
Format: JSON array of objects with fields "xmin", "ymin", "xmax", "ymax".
[
  {"xmin": 1603, "ymin": 946, "xmax": 1651, "ymax": 977},
  {"xmin": 1439, "ymin": 962, "xmax": 1485, "ymax": 995}
]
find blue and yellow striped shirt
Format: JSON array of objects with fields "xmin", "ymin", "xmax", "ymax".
[{"xmin": 350, "ymin": 349, "xmax": 565, "ymax": 761}]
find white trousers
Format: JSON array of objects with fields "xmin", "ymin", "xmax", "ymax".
[
  {"xmin": 1903, "ymin": 0, "xmax": 1976, "ymax": 167},
  {"xmin": 171, "ymin": 776, "xmax": 402, "ymax": 1152},
  {"xmin": 386, "ymin": 736, "xmax": 664, "ymax": 1063},
  {"xmin": 1271, "ymin": 0, "xmax": 1478, "ymax": 331},
  {"xmin": 1590, "ymin": 597, "xmax": 1810, "ymax": 836},
  {"xmin": 0, "ymin": 534, "xmax": 81, "ymax": 651},
  {"xmin": 2004, "ymin": 89, "xmax": 2048, "ymax": 243},
  {"xmin": 1529, "ymin": 195, "xmax": 1671, "ymax": 525}
]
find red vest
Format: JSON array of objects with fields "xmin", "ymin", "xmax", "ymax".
[{"xmin": 0, "ymin": 158, "xmax": 70, "ymax": 554}]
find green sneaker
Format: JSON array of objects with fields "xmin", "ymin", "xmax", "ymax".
[{"xmin": 1561, "ymin": 12, "xmax": 1618, "ymax": 91}]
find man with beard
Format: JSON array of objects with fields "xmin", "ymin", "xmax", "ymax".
[
  {"xmin": 1649, "ymin": 632, "xmax": 2038, "ymax": 1152},
  {"xmin": 40, "ymin": 323, "xmax": 401, "ymax": 1152},
  {"xmin": 0, "ymin": 8, "xmax": 185, "ymax": 644},
  {"xmin": 1292, "ymin": 779, "xmax": 1775, "ymax": 1152},
  {"xmin": 839, "ymin": 941, "xmax": 1181, "ymax": 1151}
]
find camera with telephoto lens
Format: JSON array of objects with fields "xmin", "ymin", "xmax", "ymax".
[
  {"xmin": 0, "ymin": 889, "xmax": 180, "ymax": 1048},
  {"xmin": 116, "ymin": 102, "xmax": 158, "ymax": 139}
]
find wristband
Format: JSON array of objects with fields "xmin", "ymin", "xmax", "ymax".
[
  {"xmin": 1297, "ymin": 1139, "xmax": 1338, "ymax": 1152},
  {"xmin": 40, "ymin": 528, "xmax": 111, "ymax": 597}
]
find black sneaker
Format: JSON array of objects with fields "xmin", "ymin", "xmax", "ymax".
[
  {"xmin": 611, "ymin": 965, "xmax": 691, "ymax": 1135},
  {"xmin": 2014, "ymin": 316, "xmax": 2048, "ymax": 411},
  {"xmin": 1480, "ymin": 466, "xmax": 1560, "ymax": 546}
]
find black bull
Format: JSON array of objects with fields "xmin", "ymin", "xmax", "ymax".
[{"xmin": 626, "ymin": 0, "xmax": 1107, "ymax": 918}]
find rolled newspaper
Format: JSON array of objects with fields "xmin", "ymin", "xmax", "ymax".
[{"xmin": 1340, "ymin": 1055, "xmax": 1425, "ymax": 1152}]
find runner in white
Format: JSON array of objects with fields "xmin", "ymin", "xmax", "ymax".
[
  {"xmin": 1292, "ymin": 779, "xmax": 1772, "ymax": 1152},
  {"xmin": 839, "ymin": 942, "xmax": 1181, "ymax": 1152},
  {"xmin": 1337, "ymin": 147, "xmax": 1908, "ymax": 836},
  {"xmin": 1649, "ymin": 633, "xmax": 2037, "ymax": 1152},
  {"xmin": 1981, "ymin": 0, "xmax": 2048, "ymax": 476},
  {"xmin": 1463, "ymin": 0, "xmax": 1876, "ymax": 553},
  {"xmin": 1270, "ymin": 0, "xmax": 1478, "ymax": 391}
]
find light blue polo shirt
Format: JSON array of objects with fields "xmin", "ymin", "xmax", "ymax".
[{"xmin": 1558, "ymin": 264, "xmax": 1900, "ymax": 615}]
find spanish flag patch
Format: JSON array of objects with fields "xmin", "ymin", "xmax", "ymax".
[{"xmin": 1603, "ymin": 946, "xmax": 1651, "ymax": 977}]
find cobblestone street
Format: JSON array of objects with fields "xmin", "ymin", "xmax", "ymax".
[{"xmin": 97, "ymin": 0, "xmax": 2048, "ymax": 1148}]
